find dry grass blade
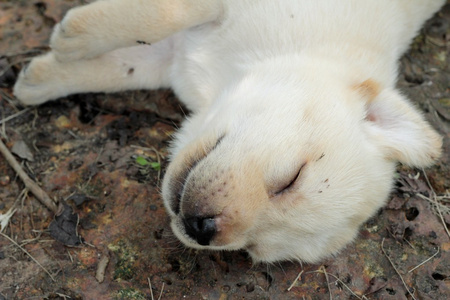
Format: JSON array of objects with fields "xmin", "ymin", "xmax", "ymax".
[
  {"xmin": 408, "ymin": 247, "xmax": 440, "ymax": 273},
  {"xmin": 381, "ymin": 238, "xmax": 417, "ymax": 300},
  {"xmin": 420, "ymin": 170, "xmax": 450, "ymax": 239},
  {"xmin": 321, "ymin": 266, "xmax": 333, "ymax": 300},
  {"xmin": 310, "ymin": 269, "xmax": 365, "ymax": 300},
  {"xmin": 0, "ymin": 108, "xmax": 31, "ymax": 125},
  {"xmin": 158, "ymin": 282, "xmax": 165, "ymax": 300},
  {"xmin": 148, "ymin": 277, "xmax": 155, "ymax": 300},
  {"xmin": 0, "ymin": 138, "xmax": 57, "ymax": 212},
  {"xmin": 287, "ymin": 269, "xmax": 304, "ymax": 291},
  {"xmin": 416, "ymin": 193, "xmax": 450, "ymax": 238},
  {"xmin": 148, "ymin": 277, "xmax": 165, "ymax": 300},
  {"xmin": 55, "ymin": 292, "xmax": 71, "ymax": 300},
  {"xmin": 0, "ymin": 232, "xmax": 56, "ymax": 282}
]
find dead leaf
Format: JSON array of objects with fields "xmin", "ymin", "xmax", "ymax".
[
  {"xmin": 386, "ymin": 195, "xmax": 406, "ymax": 210},
  {"xmin": 0, "ymin": 207, "xmax": 17, "ymax": 232},
  {"xmin": 0, "ymin": 58, "xmax": 16, "ymax": 87},
  {"xmin": 12, "ymin": 140, "xmax": 34, "ymax": 162},
  {"xmin": 364, "ymin": 276, "xmax": 388, "ymax": 295},
  {"xmin": 48, "ymin": 203, "xmax": 82, "ymax": 246},
  {"xmin": 396, "ymin": 171, "xmax": 431, "ymax": 195},
  {"xmin": 67, "ymin": 193, "xmax": 92, "ymax": 206}
]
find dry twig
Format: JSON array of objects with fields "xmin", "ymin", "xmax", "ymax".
[
  {"xmin": 0, "ymin": 232, "xmax": 56, "ymax": 282},
  {"xmin": 0, "ymin": 138, "xmax": 57, "ymax": 212},
  {"xmin": 381, "ymin": 238, "xmax": 417, "ymax": 300}
]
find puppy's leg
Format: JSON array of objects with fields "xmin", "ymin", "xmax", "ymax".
[
  {"xmin": 14, "ymin": 41, "xmax": 173, "ymax": 106},
  {"xmin": 396, "ymin": 0, "xmax": 446, "ymax": 54},
  {"xmin": 51, "ymin": 0, "xmax": 221, "ymax": 62}
]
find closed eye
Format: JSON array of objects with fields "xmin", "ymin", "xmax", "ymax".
[{"xmin": 274, "ymin": 163, "xmax": 306, "ymax": 195}]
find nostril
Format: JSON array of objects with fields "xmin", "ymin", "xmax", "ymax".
[{"xmin": 183, "ymin": 216, "xmax": 216, "ymax": 246}]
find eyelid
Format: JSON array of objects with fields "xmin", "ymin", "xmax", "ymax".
[{"xmin": 274, "ymin": 162, "xmax": 306, "ymax": 195}]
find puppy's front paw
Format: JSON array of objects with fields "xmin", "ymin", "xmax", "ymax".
[
  {"xmin": 13, "ymin": 54, "xmax": 62, "ymax": 106},
  {"xmin": 50, "ymin": 6, "xmax": 113, "ymax": 62}
]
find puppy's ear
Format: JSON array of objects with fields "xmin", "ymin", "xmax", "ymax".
[{"xmin": 360, "ymin": 83, "xmax": 442, "ymax": 167}]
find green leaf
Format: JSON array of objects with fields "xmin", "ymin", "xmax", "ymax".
[
  {"xmin": 150, "ymin": 162, "xmax": 161, "ymax": 171},
  {"xmin": 135, "ymin": 156, "xmax": 149, "ymax": 166}
]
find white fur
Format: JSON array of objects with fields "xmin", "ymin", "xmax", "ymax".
[{"xmin": 13, "ymin": 0, "xmax": 444, "ymax": 263}]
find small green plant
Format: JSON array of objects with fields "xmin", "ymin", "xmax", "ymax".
[{"xmin": 135, "ymin": 156, "xmax": 161, "ymax": 171}]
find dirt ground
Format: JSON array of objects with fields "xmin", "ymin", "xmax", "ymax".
[{"xmin": 0, "ymin": 1, "xmax": 449, "ymax": 299}]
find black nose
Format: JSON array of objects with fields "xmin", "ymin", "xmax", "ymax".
[{"xmin": 183, "ymin": 216, "xmax": 216, "ymax": 246}]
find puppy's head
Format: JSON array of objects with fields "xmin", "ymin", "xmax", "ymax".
[{"xmin": 162, "ymin": 58, "xmax": 442, "ymax": 263}]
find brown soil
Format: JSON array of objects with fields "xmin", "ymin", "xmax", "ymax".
[{"xmin": 0, "ymin": 1, "xmax": 449, "ymax": 299}]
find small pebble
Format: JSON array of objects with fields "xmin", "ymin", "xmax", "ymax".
[
  {"xmin": 0, "ymin": 176, "xmax": 9, "ymax": 186},
  {"xmin": 55, "ymin": 115, "xmax": 71, "ymax": 128}
]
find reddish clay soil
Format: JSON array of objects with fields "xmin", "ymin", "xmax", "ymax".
[{"xmin": 0, "ymin": 1, "xmax": 449, "ymax": 299}]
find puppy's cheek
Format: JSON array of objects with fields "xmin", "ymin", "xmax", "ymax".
[
  {"xmin": 162, "ymin": 153, "xmax": 197, "ymax": 216},
  {"xmin": 161, "ymin": 171, "xmax": 180, "ymax": 216},
  {"xmin": 163, "ymin": 134, "xmax": 227, "ymax": 215},
  {"xmin": 163, "ymin": 169, "xmax": 189, "ymax": 215}
]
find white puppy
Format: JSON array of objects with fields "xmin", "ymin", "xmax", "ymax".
[{"xmin": 13, "ymin": 0, "xmax": 444, "ymax": 263}]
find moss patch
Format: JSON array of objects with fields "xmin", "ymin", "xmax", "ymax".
[
  {"xmin": 115, "ymin": 288, "xmax": 146, "ymax": 300},
  {"xmin": 109, "ymin": 240, "xmax": 139, "ymax": 281}
]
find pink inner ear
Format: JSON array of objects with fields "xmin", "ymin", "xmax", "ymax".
[
  {"xmin": 370, "ymin": 102, "xmax": 409, "ymax": 132},
  {"xmin": 363, "ymin": 89, "xmax": 442, "ymax": 167},
  {"xmin": 365, "ymin": 98, "xmax": 396, "ymax": 130},
  {"xmin": 365, "ymin": 112, "xmax": 377, "ymax": 123}
]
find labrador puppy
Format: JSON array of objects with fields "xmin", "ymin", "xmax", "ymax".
[{"xmin": 13, "ymin": 0, "xmax": 444, "ymax": 262}]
